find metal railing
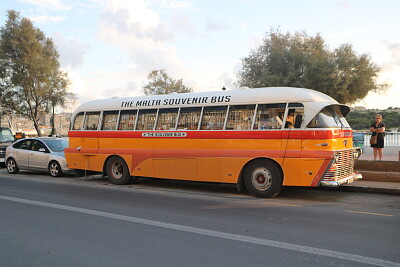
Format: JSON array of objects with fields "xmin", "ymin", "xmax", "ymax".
[{"xmin": 362, "ymin": 132, "xmax": 400, "ymax": 147}]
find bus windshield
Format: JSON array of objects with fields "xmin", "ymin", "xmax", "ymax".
[
  {"xmin": 307, "ymin": 106, "xmax": 350, "ymax": 128},
  {"xmin": 0, "ymin": 128, "xmax": 15, "ymax": 143}
]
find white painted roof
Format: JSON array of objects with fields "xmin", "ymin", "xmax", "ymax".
[
  {"xmin": 71, "ymin": 87, "xmax": 346, "ymax": 127},
  {"xmin": 74, "ymin": 87, "xmax": 338, "ymax": 112}
]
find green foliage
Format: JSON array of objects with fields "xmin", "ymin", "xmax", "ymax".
[
  {"xmin": 346, "ymin": 110, "xmax": 400, "ymax": 130},
  {"xmin": 238, "ymin": 29, "xmax": 388, "ymax": 104},
  {"xmin": 143, "ymin": 69, "xmax": 192, "ymax": 95},
  {"xmin": 0, "ymin": 10, "xmax": 72, "ymax": 136}
]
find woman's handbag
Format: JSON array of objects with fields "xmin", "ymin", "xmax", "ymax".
[{"xmin": 370, "ymin": 135, "xmax": 377, "ymax": 145}]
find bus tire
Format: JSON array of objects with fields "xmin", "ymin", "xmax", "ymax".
[
  {"xmin": 244, "ymin": 159, "xmax": 282, "ymax": 198},
  {"xmin": 106, "ymin": 156, "xmax": 132, "ymax": 185}
]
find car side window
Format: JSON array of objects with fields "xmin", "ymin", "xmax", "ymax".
[
  {"xmin": 31, "ymin": 140, "xmax": 47, "ymax": 152},
  {"xmin": 14, "ymin": 140, "xmax": 32, "ymax": 150}
]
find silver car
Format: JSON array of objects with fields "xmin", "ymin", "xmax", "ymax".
[{"xmin": 6, "ymin": 137, "xmax": 71, "ymax": 177}]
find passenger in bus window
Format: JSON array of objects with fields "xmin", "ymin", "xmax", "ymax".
[{"xmin": 285, "ymin": 110, "xmax": 295, "ymax": 129}]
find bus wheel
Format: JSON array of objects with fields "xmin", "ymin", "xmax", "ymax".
[
  {"xmin": 106, "ymin": 156, "xmax": 132, "ymax": 185},
  {"xmin": 244, "ymin": 160, "xmax": 282, "ymax": 198}
]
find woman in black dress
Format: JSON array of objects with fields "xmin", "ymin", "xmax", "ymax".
[{"xmin": 370, "ymin": 114, "xmax": 385, "ymax": 161}]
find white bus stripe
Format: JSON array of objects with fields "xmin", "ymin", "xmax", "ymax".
[{"xmin": 1, "ymin": 195, "xmax": 398, "ymax": 267}]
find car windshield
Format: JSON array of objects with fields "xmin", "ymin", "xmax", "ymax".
[
  {"xmin": 307, "ymin": 106, "xmax": 350, "ymax": 128},
  {"xmin": 0, "ymin": 128, "xmax": 15, "ymax": 143},
  {"xmin": 42, "ymin": 139, "xmax": 69, "ymax": 152}
]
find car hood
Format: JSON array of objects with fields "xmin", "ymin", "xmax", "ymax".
[{"xmin": 0, "ymin": 142, "xmax": 13, "ymax": 148}]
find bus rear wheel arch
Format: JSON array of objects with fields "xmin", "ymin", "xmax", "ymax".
[
  {"xmin": 105, "ymin": 156, "xmax": 132, "ymax": 185},
  {"xmin": 242, "ymin": 158, "xmax": 283, "ymax": 198}
]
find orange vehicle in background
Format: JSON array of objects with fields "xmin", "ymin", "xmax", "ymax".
[{"xmin": 65, "ymin": 87, "xmax": 362, "ymax": 198}]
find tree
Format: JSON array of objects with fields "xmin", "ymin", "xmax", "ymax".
[
  {"xmin": 0, "ymin": 10, "xmax": 72, "ymax": 136},
  {"xmin": 238, "ymin": 29, "xmax": 388, "ymax": 104},
  {"xmin": 143, "ymin": 69, "xmax": 192, "ymax": 95}
]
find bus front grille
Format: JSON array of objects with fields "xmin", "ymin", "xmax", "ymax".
[{"xmin": 322, "ymin": 149, "xmax": 358, "ymax": 181}]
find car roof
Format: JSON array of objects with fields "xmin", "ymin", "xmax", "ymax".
[{"xmin": 16, "ymin": 137, "xmax": 65, "ymax": 142}]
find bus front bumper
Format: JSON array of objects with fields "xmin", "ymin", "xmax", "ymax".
[{"xmin": 320, "ymin": 173, "xmax": 362, "ymax": 187}]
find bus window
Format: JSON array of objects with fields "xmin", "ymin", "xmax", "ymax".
[
  {"xmin": 156, "ymin": 108, "xmax": 179, "ymax": 130},
  {"xmin": 84, "ymin": 112, "xmax": 100, "ymax": 130},
  {"xmin": 254, "ymin": 104, "xmax": 286, "ymax": 130},
  {"xmin": 200, "ymin": 106, "xmax": 227, "ymax": 130},
  {"xmin": 136, "ymin": 109, "xmax": 158, "ymax": 130},
  {"xmin": 118, "ymin": 110, "xmax": 137, "ymax": 130},
  {"xmin": 285, "ymin": 104, "xmax": 304, "ymax": 129},
  {"xmin": 226, "ymin": 105, "xmax": 255, "ymax": 130},
  {"xmin": 101, "ymin": 111, "xmax": 119, "ymax": 130},
  {"xmin": 177, "ymin": 107, "xmax": 202, "ymax": 130},
  {"xmin": 72, "ymin": 112, "xmax": 84, "ymax": 130}
]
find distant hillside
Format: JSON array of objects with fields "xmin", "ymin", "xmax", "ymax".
[{"xmin": 347, "ymin": 110, "xmax": 400, "ymax": 130}]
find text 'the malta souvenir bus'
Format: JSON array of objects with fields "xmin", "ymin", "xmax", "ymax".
[{"xmin": 65, "ymin": 87, "xmax": 362, "ymax": 198}]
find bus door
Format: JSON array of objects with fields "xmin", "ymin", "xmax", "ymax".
[
  {"xmin": 79, "ymin": 112, "xmax": 100, "ymax": 171},
  {"xmin": 253, "ymin": 103, "xmax": 287, "ymax": 163},
  {"xmin": 282, "ymin": 103, "xmax": 305, "ymax": 186},
  {"xmin": 82, "ymin": 112, "xmax": 100, "ymax": 151}
]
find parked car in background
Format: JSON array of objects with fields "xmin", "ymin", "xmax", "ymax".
[
  {"xmin": 0, "ymin": 127, "xmax": 15, "ymax": 167},
  {"xmin": 5, "ymin": 137, "xmax": 70, "ymax": 177}
]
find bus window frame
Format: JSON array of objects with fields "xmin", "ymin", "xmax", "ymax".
[
  {"xmin": 253, "ymin": 103, "xmax": 287, "ymax": 130},
  {"xmin": 83, "ymin": 111, "xmax": 101, "ymax": 131},
  {"xmin": 282, "ymin": 103, "xmax": 305, "ymax": 130},
  {"xmin": 118, "ymin": 110, "xmax": 138, "ymax": 131},
  {"xmin": 72, "ymin": 112, "xmax": 85, "ymax": 130},
  {"xmin": 155, "ymin": 108, "xmax": 179, "ymax": 131},
  {"xmin": 199, "ymin": 105, "xmax": 229, "ymax": 131},
  {"xmin": 101, "ymin": 110, "xmax": 120, "ymax": 131}
]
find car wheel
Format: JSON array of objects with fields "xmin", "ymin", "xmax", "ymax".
[
  {"xmin": 6, "ymin": 158, "xmax": 19, "ymax": 174},
  {"xmin": 49, "ymin": 161, "xmax": 63, "ymax": 177},
  {"xmin": 244, "ymin": 159, "xmax": 282, "ymax": 198},
  {"xmin": 106, "ymin": 156, "xmax": 132, "ymax": 185}
]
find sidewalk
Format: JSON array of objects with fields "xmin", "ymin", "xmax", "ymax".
[
  {"xmin": 359, "ymin": 146, "xmax": 399, "ymax": 161},
  {"xmin": 339, "ymin": 180, "xmax": 400, "ymax": 195}
]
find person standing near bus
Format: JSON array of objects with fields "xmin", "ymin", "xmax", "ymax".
[{"xmin": 370, "ymin": 114, "xmax": 385, "ymax": 161}]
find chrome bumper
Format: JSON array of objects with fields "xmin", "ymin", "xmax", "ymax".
[{"xmin": 320, "ymin": 173, "xmax": 362, "ymax": 187}]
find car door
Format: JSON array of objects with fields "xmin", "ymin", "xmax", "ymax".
[
  {"xmin": 13, "ymin": 139, "xmax": 32, "ymax": 168},
  {"xmin": 28, "ymin": 140, "xmax": 49, "ymax": 170}
]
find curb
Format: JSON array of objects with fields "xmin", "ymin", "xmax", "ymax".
[{"xmin": 320, "ymin": 185, "xmax": 400, "ymax": 196}]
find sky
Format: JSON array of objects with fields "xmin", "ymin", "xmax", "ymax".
[{"xmin": 1, "ymin": 0, "xmax": 400, "ymax": 110}]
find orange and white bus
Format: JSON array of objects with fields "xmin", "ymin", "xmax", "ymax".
[{"xmin": 65, "ymin": 87, "xmax": 362, "ymax": 197}]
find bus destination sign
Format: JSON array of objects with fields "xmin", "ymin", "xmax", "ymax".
[{"xmin": 142, "ymin": 132, "xmax": 187, "ymax": 137}]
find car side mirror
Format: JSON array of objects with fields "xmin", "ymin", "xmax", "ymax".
[{"xmin": 39, "ymin": 148, "xmax": 46, "ymax": 153}]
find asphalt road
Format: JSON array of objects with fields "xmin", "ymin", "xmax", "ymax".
[{"xmin": 0, "ymin": 169, "xmax": 399, "ymax": 267}]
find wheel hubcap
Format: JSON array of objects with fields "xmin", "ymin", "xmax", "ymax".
[
  {"xmin": 50, "ymin": 163, "xmax": 59, "ymax": 176},
  {"xmin": 251, "ymin": 168, "xmax": 272, "ymax": 191},
  {"xmin": 7, "ymin": 160, "xmax": 15, "ymax": 172},
  {"xmin": 111, "ymin": 161, "xmax": 123, "ymax": 179}
]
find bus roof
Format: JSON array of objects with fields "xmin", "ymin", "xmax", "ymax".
[{"xmin": 73, "ymin": 87, "xmax": 340, "ymax": 115}]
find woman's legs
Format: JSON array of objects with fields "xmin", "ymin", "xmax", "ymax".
[
  {"xmin": 373, "ymin": 147, "xmax": 378, "ymax": 160},
  {"xmin": 377, "ymin": 148, "xmax": 383, "ymax": 161}
]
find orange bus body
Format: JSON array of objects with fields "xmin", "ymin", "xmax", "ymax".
[{"xmin": 65, "ymin": 128, "xmax": 355, "ymax": 187}]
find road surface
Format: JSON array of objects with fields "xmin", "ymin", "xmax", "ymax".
[{"xmin": 0, "ymin": 170, "xmax": 399, "ymax": 267}]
